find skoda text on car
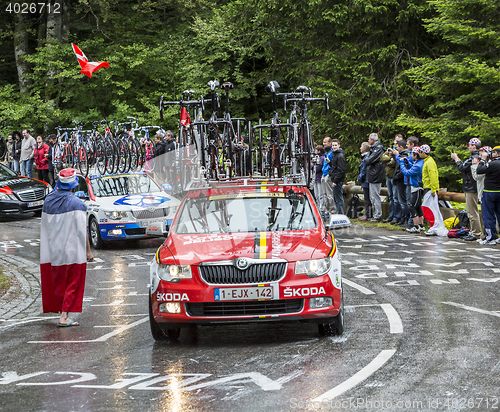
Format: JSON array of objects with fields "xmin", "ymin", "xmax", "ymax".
[
  {"xmin": 149, "ymin": 178, "xmax": 343, "ymax": 340},
  {"xmin": 74, "ymin": 172, "xmax": 181, "ymax": 249},
  {"xmin": 0, "ymin": 163, "xmax": 52, "ymax": 216}
]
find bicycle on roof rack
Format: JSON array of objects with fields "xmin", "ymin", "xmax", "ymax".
[
  {"xmin": 282, "ymin": 85, "xmax": 329, "ymax": 186},
  {"xmin": 252, "ymin": 80, "xmax": 296, "ymax": 181},
  {"xmin": 160, "ymin": 89, "xmax": 204, "ymax": 191}
]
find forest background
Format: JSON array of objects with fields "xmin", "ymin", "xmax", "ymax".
[{"xmin": 1, "ymin": 0, "xmax": 499, "ymax": 191}]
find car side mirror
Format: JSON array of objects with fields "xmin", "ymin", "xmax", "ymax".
[
  {"xmin": 162, "ymin": 183, "xmax": 173, "ymax": 192},
  {"xmin": 74, "ymin": 191, "xmax": 89, "ymax": 200}
]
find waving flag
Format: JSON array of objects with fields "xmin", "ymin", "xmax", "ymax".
[
  {"xmin": 422, "ymin": 191, "xmax": 448, "ymax": 236},
  {"xmin": 40, "ymin": 189, "xmax": 88, "ymax": 313},
  {"xmin": 71, "ymin": 43, "xmax": 109, "ymax": 78},
  {"xmin": 180, "ymin": 107, "xmax": 191, "ymax": 126}
]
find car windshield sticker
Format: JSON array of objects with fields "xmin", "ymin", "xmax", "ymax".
[
  {"xmin": 209, "ymin": 192, "xmax": 284, "ymax": 201},
  {"xmin": 113, "ymin": 194, "xmax": 170, "ymax": 207}
]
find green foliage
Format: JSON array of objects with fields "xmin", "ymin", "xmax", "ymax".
[{"xmin": 0, "ymin": 0, "xmax": 498, "ymax": 190}]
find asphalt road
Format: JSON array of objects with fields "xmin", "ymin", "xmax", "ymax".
[{"xmin": 1, "ymin": 216, "xmax": 499, "ymax": 412}]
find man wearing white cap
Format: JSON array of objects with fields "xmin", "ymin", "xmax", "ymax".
[{"xmin": 40, "ymin": 168, "xmax": 93, "ymax": 327}]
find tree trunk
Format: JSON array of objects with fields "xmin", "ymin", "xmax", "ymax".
[
  {"xmin": 14, "ymin": 13, "xmax": 32, "ymax": 94},
  {"xmin": 46, "ymin": 0, "xmax": 63, "ymax": 113},
  {"xmin": 61, "ymin": 0, "xmax": 70, "ymax": 42}
]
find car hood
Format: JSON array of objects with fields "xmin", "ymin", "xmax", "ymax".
[
  {"xmin": 0, "ymin": 177, "xmax": 47, "ymax": 193},
  {"xmin": 92, "ymin": 193, "xmax": 181, "ymax": 210},
  {"xmin": 162, "ymin": 229, "xmax": 329, "ymax": 265}
]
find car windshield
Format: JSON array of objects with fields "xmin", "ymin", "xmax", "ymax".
[
  {"xmin": 175, "ymin": 192, "xmax": 317, "ymax": 234},
  {"xmin": 90, "ymin": 174, "xmax": 161, "ymax": 197},
  {"xmin": 0, "ymin": 164, "xmax": 18, "ymax": 181}
]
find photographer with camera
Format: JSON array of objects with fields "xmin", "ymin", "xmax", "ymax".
[
  {"xmin": 451, "ymin": 138, "xmax": 482, "ymax": 241},
  {"xmin": 475, "ymin": 146, "xmax": 500, "ymax": 245}
]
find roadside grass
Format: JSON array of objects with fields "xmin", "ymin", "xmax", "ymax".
[{"xmin": 0, "ymin": 266, "xmax": 10, "ymax": 291}]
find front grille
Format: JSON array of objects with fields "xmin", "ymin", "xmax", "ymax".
[
  {"xmin": 17, "ymin": 188, "xmax": 46, "ymax": 202},
  {"xmin": 186, "ymin": 299, "xmax": 303, "ymax": 317},
  {"xmin": 124, "ymin": 228, "xmax": 146, "ymax": 235},
  {"xmin": 132, "ymin": 207, "xmax": 169, "ymax": 219},
  {"xmin": 199, "ymin": 262, "xmax": 287, "ymax": 285}
]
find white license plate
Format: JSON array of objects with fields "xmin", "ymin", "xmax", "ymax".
[
  {"xmin": 141, "ymin": 219, "xmax": 162, "ymax": 228},
  {"xmin": 214, "ymin": 286, "xmax": 273, "ymax": 301},
  {"xmin": 28, "ymin": 200, "xmax": 44, "ymax": 207}
]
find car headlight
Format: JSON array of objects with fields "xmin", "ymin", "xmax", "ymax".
[
  {"xmin": 104, "ymin": 211, "xmax": 128, "ymax": 220},
  {"xmin": 0, "ymin": 192, "xmax": 16, "ymax": 201},
  {"xmin": 46, "ymin": 185, "xmax": 53, "ymax": 195},
  {"xmin": 157, "ymin": 264, "xmax": 192, "ymax": 283},
  {"xmin": 295, "ymin": 257, "xmax": 331, "ymax": 277}
]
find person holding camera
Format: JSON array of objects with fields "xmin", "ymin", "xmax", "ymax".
[
  {"xmin": 451, "ymin": 138, "xmax": 482, "ymax": 241},
  {"xmin": 475, "ymin": 146, "xmax": 500, "ymax": 245}
]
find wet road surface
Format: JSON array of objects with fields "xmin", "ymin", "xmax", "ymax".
[{"xmin": 1, "ymin": 217, "xmax": 500, "ymax": 411}]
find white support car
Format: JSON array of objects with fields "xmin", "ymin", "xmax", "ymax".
[{"xmin": 74, "ymin": 172, "xmax": 181, "ymax": 249}]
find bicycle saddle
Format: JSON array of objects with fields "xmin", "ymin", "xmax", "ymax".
[
  {"xmin": 267, "ymin": 81, "xmax": 280, "ymax": 92},
  {"xmin": 221, "ymin": 82, "xmax": 234, "ymax": 91},
  {"xmin": 296, "ymin": 85, "xmax": 309, "ymax": 93},
  {"xmin": 207, "ymin": 80, "xmax": 220, "ymax": 91}
]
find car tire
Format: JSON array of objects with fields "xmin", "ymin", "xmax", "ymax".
[
  {"xmin": 149, "ymin": 297, "xmax": 168, "ymax": 341},
  {"xmin": 318, "ymin": 295, "xmax": 344, "ymax": 337},
  {"xmin": 89, "ymin": 216, "xmax": 104, "ymax": 249},
  {"xmin": 166, "ymin": 328, "xmax": 181, "ymax": 341},
  {"xmin": 33, "ymin": 210, "xmax": 42, "ymax": 217}
]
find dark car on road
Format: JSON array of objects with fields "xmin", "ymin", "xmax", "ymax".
[{"xmin": 0, "ymin": 163, "xmax": 52, "ymax": 216}]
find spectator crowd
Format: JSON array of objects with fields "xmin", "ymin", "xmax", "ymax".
[
  {"xmin": 2, "ymin": 129, "xmax": 500, "ymax": 246},
  {"xmin": 312, "ymin": 134, "xmax": 500, "ymax": 246}
]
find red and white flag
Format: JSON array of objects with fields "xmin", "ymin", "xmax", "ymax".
[
  {"xmin": 71, "ymin": 43, "xmax": 109, "ymax": 78},
  {"xmin": 180, "ymin": 107, "xmax": 191, "ymax": 126},
  {"xmin": 422, "ymin": 191, "xmax": 448, "ymax": 236}
]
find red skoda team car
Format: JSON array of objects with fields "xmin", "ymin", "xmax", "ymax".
[{"xmin": 149, "ymin": 179, "xmax": 343, "ymax": 340}]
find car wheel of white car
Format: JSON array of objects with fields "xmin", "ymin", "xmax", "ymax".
[{"xmin": 89, "ymin": 216, "xmax": 104, "ymax": 249}]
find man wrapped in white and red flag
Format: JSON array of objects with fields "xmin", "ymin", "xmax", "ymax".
[{"xmin": 40, "ymin": 168, "xmax": 93, "ymax": 327}]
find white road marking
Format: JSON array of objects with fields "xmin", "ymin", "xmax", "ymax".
[
  {"xmin": 342, "ymin": 279, "xmax": 375, "ymax": 295},
  {"xmin": 96, "ymin": 285, "xmax": 135, "ymax": 290},
  {"xmin": 28, "ymin": 317, "xmax": 149, "ymax": 344},
  {"xmin": 468, "ymin": 277, "xmax": 500, "ymax": 282},
  {"xmin": 311, "ymin": 349, "xmax": 397, "ymax": 402},
  {"xmin": 379, "ymin": 304, "xmax": 403, "ymax": 334},
  {"xmin": 0, "ymin": 317, "xmax": 59, "ymax": 330},
  {"xmin": 111, "ymin": 314, "xmax": 148, "ymax": 317},
  {"xmin": 442, "ymin": 302, "xmax": 500, "ymax": 318},
  {"xmin": 91, "ymin": 300, "xmax": 127, "ymax": 306}
]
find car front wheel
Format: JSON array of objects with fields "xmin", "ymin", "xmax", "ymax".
[
  {"xmin": 149, "ymin": 297, "xmax": 168, "ymax": 341},
  {"xmin": 89, "ymin": 216, "xmax": 104, "ymax": 249},
  {"xmin": 318, "ymin": 296, "xmax": 344, "ymax": 337}
]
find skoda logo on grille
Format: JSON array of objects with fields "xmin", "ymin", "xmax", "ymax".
[
  {"xmin": 148, "ymin": 207, "xmax": 156, "ymax": 213},
  {"xmin": 235, "ymin": 258, "xmax": 250, "ymax": 270}
]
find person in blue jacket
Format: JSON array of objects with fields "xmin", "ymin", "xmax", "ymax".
[
  {"xmin": 356, "ymin": 142, "xmax": 372, "ymax": 220},
  {"xmin": 397, "ymin": 146, "xmax": 424, "ymax": 233}
]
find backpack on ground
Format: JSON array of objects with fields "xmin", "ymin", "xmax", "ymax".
[
  {"xmin": 447, "ymin": 228, "xmax": 470, "ymax": 238},
  {"xmin": 451, "ymin": 210, "xmax": 470, "ymax": 229},
  {"xmin": 346, "ymin": 194, "xmax": 360, "ymax": 219}
]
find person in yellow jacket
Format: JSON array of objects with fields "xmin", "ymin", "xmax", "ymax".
[
  {"xmin": 418, "ymin": 144, "xmax": 446, "ymax": 236},
  {"xmin": 418, "ymin": 144, "xmax": 439, "ymax": 196}
]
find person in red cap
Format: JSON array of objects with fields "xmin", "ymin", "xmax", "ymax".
[
  {"xmin": 418, "ymin": 145, "xmax": 447, "ymax": 236},
  {"xmin": 451, "ymin": 138, "xmax": 482, "ymax": 240},
  {"xmin": 39, "ymin": 168, "xmax": 93, "ymax": 327}
]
